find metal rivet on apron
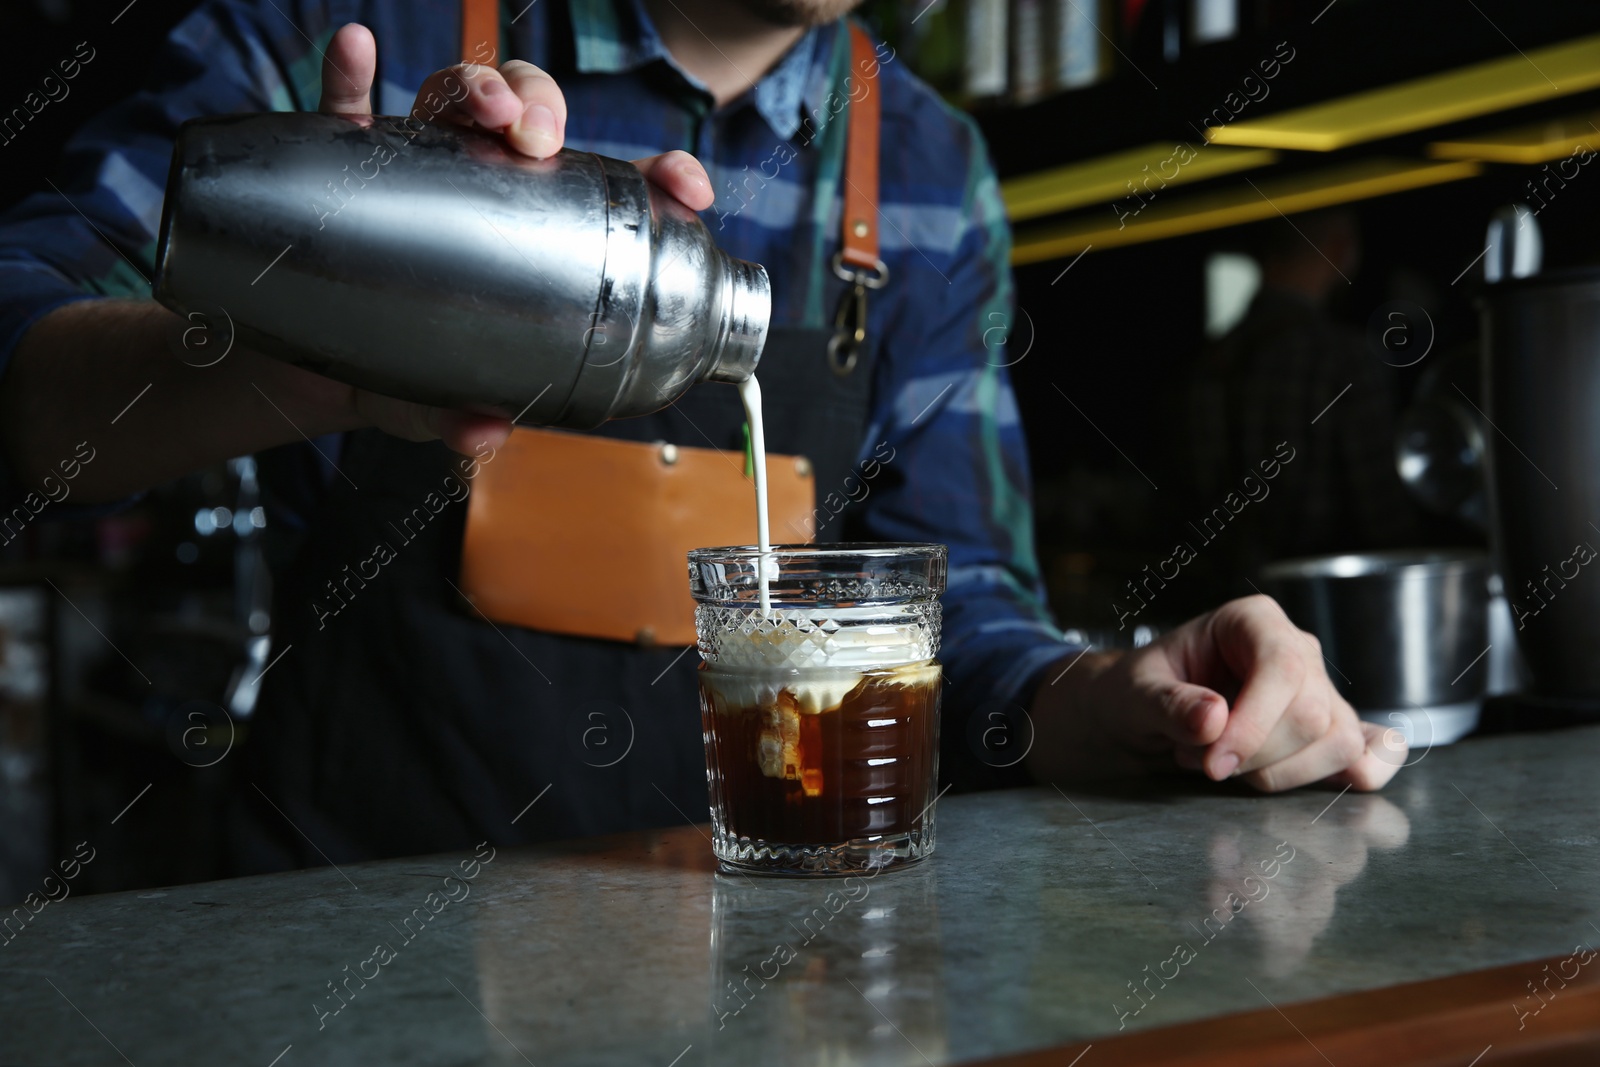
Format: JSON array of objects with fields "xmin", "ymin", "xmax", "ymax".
[
  {"xmin": 795, "ymin": 456, "xmax": 812, "ymax": 478},
  {"xmin": 659, "ymin": 443, "xmax": 679, "ymax": 466},
  {"xmin": 636, "ymin": 626, "xmax": 657, "ymax": 646},
  {"xmin": 852, "ymin": 219, "xmax": 869, "ymax": 238}
]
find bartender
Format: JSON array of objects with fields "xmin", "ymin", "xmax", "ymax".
[{"xmin": 0, "ymin": 0, "xmax": 1400, "ymax": 872}]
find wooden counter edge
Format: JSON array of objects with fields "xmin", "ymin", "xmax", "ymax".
[{"xmin": 967, "ymin": 949, "xmax": 1600, "ymax": 1067}]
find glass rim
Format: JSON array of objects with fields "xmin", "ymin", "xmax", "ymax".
[{"xmin": 688, "ymin": 541, "xmax": 946, "ymax": 564}]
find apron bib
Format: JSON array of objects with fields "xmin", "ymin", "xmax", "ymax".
[{"xmin": 236, "ymin": 326, "xmax": 876, "ymax": 868}]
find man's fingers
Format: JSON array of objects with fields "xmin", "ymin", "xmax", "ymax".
[
  {"xmin": 1204, "ymin": 596, "xmax": 1310, "ymax": 780},
  {"xmin": 412, "ymin": 61, "xmax": 567, "ymax": 158},
  {"xmin": 1112, "ymin": 596, "xmax": 1402, "ymax": 793},
  {"xmin": 499, "ymin": 61, "xmax": 568, "ymax": 158},
  {"xmin": 353, "ymin": 390, "xmax": 513, "ymax": 456},
  {"xmin": 1322, "ymin": 722, "xmax": 1408, "ymax": 792},
  {"xmin": 437, "ymin": 411, "xmax": 513, "ymax": 457},
  {"xmin": 319, "ymin": 23, "xmax": 377, "ymax": 115},
  {"xmin": 1232, "ymin": 684, "xmax": 1334, "ymax": 776},
  {"xmin": 634, "ymin": 151, "xmax": 714, "ymax": 211},
  {"xmin": 1238, "ymin": 710, "xmax": 1366, "ymax": 792},
  {"xmin": 1137, "ymin": 678, "xmax": 1229, "ymax": 748},
  {"xmin": 353, "ymin": 391, "xmax": 439, "ymax": 443},
  {"xmin": 414, "ymin": 65, "xmax": 523, "ymax": 134},
  {"xmin": 1243, "ymin": 719, "xmax": 1405, "ymax": 794}
]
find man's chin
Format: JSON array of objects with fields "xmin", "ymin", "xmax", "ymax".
[{"xmin": 740, "ymin": 0, "xmax": 861, "ymax": 27}]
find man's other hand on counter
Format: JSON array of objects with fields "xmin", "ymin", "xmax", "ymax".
[{"xmin": 1028, "ymin": 595, "xmax": 1406, "ymax": 792}]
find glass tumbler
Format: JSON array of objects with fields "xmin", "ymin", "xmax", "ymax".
[{"xmin": 688, "ymin": 543, "xmax": 947, "ymax": 876}]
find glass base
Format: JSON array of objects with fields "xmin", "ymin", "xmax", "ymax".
[{"xmin": 712, "ymin": 827, "xmax": 934, "ymax": 877}]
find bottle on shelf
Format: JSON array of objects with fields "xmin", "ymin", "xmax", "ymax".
[
  {"xmin": 966, "ymin": 0, "xmax": 1010, "ymax": 104},
  {"xmin": 1189, "ymin": 0, "xmax": 1240, "ymax": 44},
  {"xmin": 1053, "ymin": 0, "xmax": 1115, "ymax": 92},
  {"xmin": 1010, "ymin": 0, "xmax": 1049, "ymax": 103}
]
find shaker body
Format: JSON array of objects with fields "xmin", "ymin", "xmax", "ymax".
[{"xmin": 154, "ymin": 112, "xmax": 768, "ymax": 427}]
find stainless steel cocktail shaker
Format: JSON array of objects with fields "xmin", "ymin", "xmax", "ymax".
[{"xmin": 154, "ymin": 113, "xmax": 769, "ymax": 427}]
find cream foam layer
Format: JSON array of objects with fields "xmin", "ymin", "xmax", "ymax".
[
  {"xmin": 700, "ymin": 609, "xmax": 936, "ymax": 713},
  {"xmin": 703, "ymin": 659, "xmax": 940, "ymax": 717}
]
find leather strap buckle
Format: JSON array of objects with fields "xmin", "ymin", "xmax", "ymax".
[
  {"xmin": 830, "ymin": 251, "xmax": 889, "ymax": 288},
  {"xmin": 828, "ymin": 23, "xmax": 885, "ymax": 378},
  {"xmin": 827, "ymin": 252, "xmax": 890, "ymax": 376}
]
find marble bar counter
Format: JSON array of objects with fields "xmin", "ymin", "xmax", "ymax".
[{"xmin": 5, "ymin": 725, "xmax": 1600, "ymax": 1066}]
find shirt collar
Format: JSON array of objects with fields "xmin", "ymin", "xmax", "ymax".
[{"xmin": 570, "ymin": 0, "xmax": 826, "ymax": 140}]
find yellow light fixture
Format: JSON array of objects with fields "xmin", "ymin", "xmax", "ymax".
[
  {"xmin": 1430, "ymin": 112, "xmax": 1600, "ymax": 164},
  {"xmin": 1012, "ymin": 157, "xmax": 1482, "ymax": 265},
  {"xmin": 1207, "ymin": 34, "xmax": 1600, "ymax": 152},
  {"xmin": 1002, "ymin": 142, "xmax": 1278, "ymax": 222}
]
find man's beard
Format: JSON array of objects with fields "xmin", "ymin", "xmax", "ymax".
[{"xmin": 739, "ymin": 0, "xmax": 862, "ymax": 27}]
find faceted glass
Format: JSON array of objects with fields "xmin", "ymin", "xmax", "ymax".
[{"xmin": 688, "ymin": 543, "xmax": 946, "ymax": 876}]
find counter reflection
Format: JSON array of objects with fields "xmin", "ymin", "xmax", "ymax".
[
  {"xmin": 706, "ymin": 865, "xmax": 949, "ymax": 1065},
  {"xmin": 1208, "ymin": 794, "xmax": 1411, "ymax": 978}
]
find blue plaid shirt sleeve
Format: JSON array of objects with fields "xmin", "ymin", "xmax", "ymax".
[
  {"xmin": 0, "ymin": 0, "xmax": 340, "ymax": 508},
  {"xmin": 0, "ymin": 1, "xmax": 336, "ymax": 326},
  {"xmin": 853, "ymin": 109, "xmax": 1077, "ymax": 745}
]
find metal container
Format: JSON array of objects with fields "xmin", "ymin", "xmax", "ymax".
[
  {"xmin": 154, "ymin": 112, "xmax": 769, "ymax": 428},
  {"xmin": 1481, "ymin": 267, "xmax": 1600, "ymax": 698},
  {"xmin": 1261, "ymin": 551, "xmax": 1490, "ymax": 722}
]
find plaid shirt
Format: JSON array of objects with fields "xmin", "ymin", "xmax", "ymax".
[{"xmin": 0, "ymin": 0, "xmax": 1072, "ymax": 731}]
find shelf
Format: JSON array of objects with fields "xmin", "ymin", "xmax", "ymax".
[
  {"xmin": 1011, "ymin": 157, "xmax": 1482, "ymax": 265},
  {"xmin": 1430, "ymin": 110, "xmax": 1600, "ymax": 164},
  {"xmin": 1206, "ymin": 33, "xmax": 1600, "ymax": 152},
  {"xmin": 1001, "ymin": 143, "xmax": 1279, "ymax": 223}
]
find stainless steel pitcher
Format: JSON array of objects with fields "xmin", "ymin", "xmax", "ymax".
[{"xmin": 153, "ymin": 112, "xmax": 770, "ymax": 427}]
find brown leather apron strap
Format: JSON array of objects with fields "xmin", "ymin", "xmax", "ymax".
[
  {"xmin": 461, "ymin": 0, "xmax": 499, "ymax": 65},
  {"xmin": 828, "ymin": 23, "xmax": 887, "ymax": 376},
  {"xmin": 840, "ymin": 23, "xmax": 882, "ymax": 273}
]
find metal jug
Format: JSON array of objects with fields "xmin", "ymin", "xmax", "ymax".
[
  {"xmin": 153, "ymin": 112, "xmax": 769, "ymax": 427},
  {"xmin": 1480, "ymin": 206, "xmax": 1600, "ymax": 700}
]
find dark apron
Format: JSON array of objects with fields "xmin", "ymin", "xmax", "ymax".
[{"xmin": 235, "ymin": 325, "xmax": 877, "ymax": 871}]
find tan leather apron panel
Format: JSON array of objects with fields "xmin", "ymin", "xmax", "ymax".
[{"xmin": 459, "ymin": 428, "xmax": 815, "ymax": 646}]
